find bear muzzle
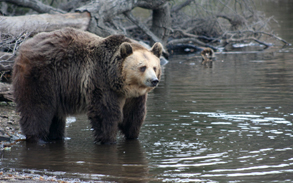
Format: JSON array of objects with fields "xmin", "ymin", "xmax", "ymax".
[
  {"xmin": 145, "ymin": 78, "xmax": 159, "ymax": 87},
  {"xmin": 151, "ymin": 78, "xmax": 159, "ymax": 87}
]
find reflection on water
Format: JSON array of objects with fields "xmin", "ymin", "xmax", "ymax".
[
  {"xmin": 2, "ymin": 1, "xmax": 293, "ymax": 182},
  {"xmin": 141, "ymin": 48, "xmax": 293, "ymax": 182},
  {"xmin": 1, "ymin": 115, "xmax": 154, "ymax": 182}
]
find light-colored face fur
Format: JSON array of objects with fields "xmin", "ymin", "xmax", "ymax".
[{"xmin": 122, "ymin": 44, "xmax": 162, "ymax": 98}]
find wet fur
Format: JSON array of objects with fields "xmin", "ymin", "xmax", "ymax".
[{"xmin": 13, "ymin": 27, "xmax": 162, "ymax": 144}]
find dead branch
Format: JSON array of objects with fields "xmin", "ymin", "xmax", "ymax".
[
  {"xmin": 240, "ymin": 31, "xmax": 290, "ymax": 46},
  {"xmin": 0, "ymin": 64, "xmax": 12, "ymax": 71},
  {"xmin": 216, "ymin": 14, "xmax": 246, "ymax": 30},
  {"xmin": 173, "ymin": 29, "xmax": 219, "ymax": 42},
  {"xmin": 171, "ymin": 0, "xmax": 194, "ymax": 13},
  {"xmin": 0, "ymin": 52, "xmax": 14, "ymax": 62},
  {"xmin": 58, "ymin": 0, "xmax": 90, "ymax": 12},
  {"xmin": 1, "ymin": 0, "xmax": 66, "ymax": 14},
  {"xmin": 221, "ymin": 30, "xmax": 290, "ymax": 48},
  {"xmin": 167, "ymin": 38, "xmax": 218, "ymax": 51},
  {"xmin": 223, "ymin": 37, "xmax": 270, "ymax": 49},
  {"xmin": 124, "ymin": 11, "xmax": 163, "ymax": 44},
  {"xmin": 0, "ymin": 32, "xmax": 29, "ymax": 73}
]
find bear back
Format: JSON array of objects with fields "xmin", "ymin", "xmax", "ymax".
[{"xmin": 13, "ymin": 28, "xmax": 133, "ymax": 114}]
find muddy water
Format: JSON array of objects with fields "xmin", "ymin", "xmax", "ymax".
[{"xmin": 2, "ymin": 1, "xmax": 293, "ymax": 182}]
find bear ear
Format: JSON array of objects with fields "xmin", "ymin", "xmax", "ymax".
[
  {"xmin": 150, "ymin": 42, "xmax": 163, "ymax": 58},
  {"xmin": 120, "ymin": 42, "xmax": 133, "ymax": 59}
]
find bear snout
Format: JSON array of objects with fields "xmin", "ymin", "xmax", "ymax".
[{"xmin": 150, "ymin": 78, "xmax": 159, "ymax": 87}]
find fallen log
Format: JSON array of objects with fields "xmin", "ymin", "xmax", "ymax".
[
  {"xmin": 0, "ymin": 12, "xmax": 91, "ymax": 37},
  {"xmin": 0, "ymin": 82, "xmax": 13, "ymax": 102}
]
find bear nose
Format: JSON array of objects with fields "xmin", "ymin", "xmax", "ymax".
[{"xmin": 151, "ymin": 79, "xmax": 159, "ymax": 86}]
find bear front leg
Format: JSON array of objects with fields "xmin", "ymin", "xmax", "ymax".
[
  {"xmin": 87, "ymin": 92, "xmax": 124, "ymax": 144},
  {"xmin": 48, "ymin": 115, "xmax": 66, "ymax": 141},
  {"xmin": 119, "ymin": 94, "xmax": 147, "ymax": 139}
]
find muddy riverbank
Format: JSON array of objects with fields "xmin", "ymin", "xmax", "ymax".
[
  {"xmin": 0, "ymin": 103, "xmax": 77, "ymax": 182},
  {"xmin": 0, "ymin": 103, "xmax": 21, "ymax": 149}
]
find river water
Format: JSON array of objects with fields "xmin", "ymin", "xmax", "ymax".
[{"xmin": 1, "ymin": 1, "xmax": 293, "ymax": 182}]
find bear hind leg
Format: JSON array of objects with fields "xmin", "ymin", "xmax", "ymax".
[{"xmin": 19, "ymin": 111, "xmax": 54, "ymax": 143}]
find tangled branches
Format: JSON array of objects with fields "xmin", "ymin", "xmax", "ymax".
[
  {"xmin": 0, "ymin": 31, "xmax": 32, "ymax": 81},
  {"xmin": 168, "ymin": 0, "xmax": 290, "ymax": 53}
]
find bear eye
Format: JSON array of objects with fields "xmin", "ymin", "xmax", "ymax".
[
  {"xmin": 153, "ymin": 67, "xmax": 157, "ymax": 72},
  {"xmin": 140, "ymin": 66, "xmax": 146, "ymax": 72}
]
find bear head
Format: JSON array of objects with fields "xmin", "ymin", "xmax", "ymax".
[{"xmin": 119, "ymin": 42, "xmax": 163, "ymax": 98}]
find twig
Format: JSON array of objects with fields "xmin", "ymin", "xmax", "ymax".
[
  {"xmin": 0, "ymin": 64, "xmax": 13, "ymax": 71},
  {"xmin": 225, "ymin": 30, "xmax": 290, "ymax": 46},
  {"xmin": 256, "ymin": 31, "xmax": 290, "ymax": 45}
]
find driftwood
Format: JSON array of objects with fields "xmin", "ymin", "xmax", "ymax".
[
  {"xmin": 0, "ymin": 12, "xmax": 91, "ymax": 37},
  {"xmin": 0, "ymin": 82, "xmax": 13, "ymax": 102}
]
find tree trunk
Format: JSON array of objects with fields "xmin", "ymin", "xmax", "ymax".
[{"xmin": 150, "ymin": 2, "xmax": 171, "ymax": 45}]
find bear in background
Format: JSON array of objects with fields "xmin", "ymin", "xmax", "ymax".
[{"xmin": 12, "ymin": 27, "xmax": 163, "ymax": 144}]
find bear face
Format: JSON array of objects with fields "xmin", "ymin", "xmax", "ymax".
[{"xmin": 120, "ymin": 42, "xmax": 163, "ymax": 98}]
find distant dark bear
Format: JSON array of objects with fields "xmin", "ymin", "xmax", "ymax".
[{"xmin": 12, "ymin": 27, "xmax": 163, "ymax": 144}]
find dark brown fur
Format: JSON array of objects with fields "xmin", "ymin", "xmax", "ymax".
[{"xmin": 12, "ymin": 27, "xmax": 162, "ymax": 144}]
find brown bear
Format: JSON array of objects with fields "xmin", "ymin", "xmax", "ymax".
[{"xmin": 12, "ymin": 27, "xmax": 163, "ymax": 144}]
